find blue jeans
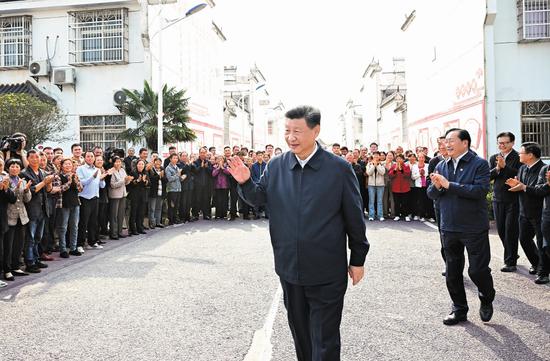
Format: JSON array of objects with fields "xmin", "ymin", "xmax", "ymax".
[
  {"xmin": 368, "ymin": 186, "xmax": 385, "ymax": 219},
  {"xmin": 148, "ymin": 197, "xmax": 163, "ymax": 226},
  {"xmin": 56, "ymin": 206, "xmax": 80, "ymax": 253},
  {"xmin": 25, "ymin": 215, "xmax": 46, "ymax": 265}
]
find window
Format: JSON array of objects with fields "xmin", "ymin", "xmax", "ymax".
[
  {"xmin": 518, "ymin": 0, "xmax": 550, "ymax": 40},
  {"xmin": 0, "ymin": 16, "xmax": 31, "ymax": 69},
  {"xmin": 80, "ymin": 115, "xmax": 127, "ymax": 151},
  {"xmin": 68, "ymin": 8, "xmax": 128, "ymax": 65},
  {"xmin": 521, "ymin": 101, "xmax": 550, "ymax": 157}
]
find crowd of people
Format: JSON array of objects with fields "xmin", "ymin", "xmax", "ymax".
[{"xmin": 0, "ymin": 130, "xmax": 548, "ymax": 288}]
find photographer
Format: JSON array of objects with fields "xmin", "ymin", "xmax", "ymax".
[{"xmin": 1, "ymin": 132, "xmax": 29, "ymax": 168}]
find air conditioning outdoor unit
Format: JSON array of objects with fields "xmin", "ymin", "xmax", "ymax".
[
  {"xmin": 113, "ymin": 90, "xmax": 127, "ymax": 105},
  {"xmin": 28, "ymin": 60, "xmax": 50, "ymax": 77},
  {"xmin": 53, "ymin": 67, "xmax": 76, "ymax": 85}
]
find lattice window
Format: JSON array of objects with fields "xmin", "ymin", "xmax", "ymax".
[
  {"xmin": 519, "ymin": 0, "xmax": 550, "ymax": 40},
  {"xmin": 0, "ymin": 16, "xmax": 32, "ymax": 69},
  {"xmin": 80, "ymin": 115, "xmax": 127, "ymax": 151},
  {"xmin": 521, "ymin": 101, "xmax": 550, "ymax": 157},
  {"xmin": 68, "ymin": 8, "xmax": 128, "ymax": 65}
]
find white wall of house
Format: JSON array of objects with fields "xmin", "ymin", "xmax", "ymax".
[
  {"xmin": 485, "ymin": 0, "xmax": 550, "ymax": 154},
  {"xmin": 149, "ymin": 0, "xmax": 225, "ymax": 155},
  {"xmin": 0, "ymin": 0, "xmax": 147, "ymax": 151},
  {"xmin": 401, "ymin": 0, "xmax": 486, "ymax": 156}
]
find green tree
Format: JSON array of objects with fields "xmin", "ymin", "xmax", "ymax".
[
  {"xmin": 116, "ymin": 80, "xmax": 196, "ymax": 150},
  {"xmin": 0, "ymin": 93, "xmax": 68, "ymax": 149}
]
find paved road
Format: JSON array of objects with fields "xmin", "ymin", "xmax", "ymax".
[{"xmin": 0, "ymin": 219, "xmax": 548, "ymax": 361}]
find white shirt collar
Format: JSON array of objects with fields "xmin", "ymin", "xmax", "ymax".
[
  {"xmin": 295, "ymin": 143, "xmax": 318, "ymax": 168},
  {"xmin": 528, "ymin": 159, "xmax": 541, "ymax": 169}
]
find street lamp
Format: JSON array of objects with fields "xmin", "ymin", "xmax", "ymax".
[{"xmin": 152, "ymin": 2, "xmax": 207, "ymax": 155}]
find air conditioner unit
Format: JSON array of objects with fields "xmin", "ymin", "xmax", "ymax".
[
  {"xmin": 53, "ymin": 67, "xmax": 76, "ymax": 85},
  {"xmin": 113, "ymin": 90, "xmax": 127, "ymax": 105},
  {"xmin": 29, "ymin": 60, "xmax": 50, "ymax": 77}
]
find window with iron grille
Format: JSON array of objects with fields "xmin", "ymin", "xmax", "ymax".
[
  {"xmin": 80, "ymin": 115, "xmax": 127, "ymax": 151},
  {"xmin": 68, "ymin": 8, "xmax": 128, "ymax": 65},
  {"xmin": 521, "ymin": 101, "xmax": 550, "ymax": 157},
  {"xmin": 518, "ymin": 0, "xmax": 550, "ymax": 40},
  {"xmin": 0, "ymin": 16, "xmax": 32, "ymax": 69}
]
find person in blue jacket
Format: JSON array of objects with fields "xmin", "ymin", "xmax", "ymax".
[
  {"xmin": 228, "ymin": 105, "xmax": 369, "ymax": 361},
  {"xmin": 428, "ymin": 128, "xmax": 495, "ymax": 326}
]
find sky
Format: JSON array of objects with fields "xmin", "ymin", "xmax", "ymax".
[{"xmin": 215, "ymin": 0, "xmax": 412, "ymax": 142}]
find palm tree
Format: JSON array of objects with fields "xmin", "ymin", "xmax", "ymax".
[{"xmin": 116, "ymin": 80, "xmax": 196, "ymax": 150}]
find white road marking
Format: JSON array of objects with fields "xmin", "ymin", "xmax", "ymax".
[
  {"xmin": 243, "ymin": 284, "xmax": 283, "ymax": 361},
  {"xmin": 423, "ymin": 221, "xmax": 439, "ymax": 230}
]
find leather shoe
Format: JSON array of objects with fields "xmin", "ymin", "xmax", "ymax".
[
  {"xmin": 500, "ymin": 265, "xmax": 517, "ymax": 272},
  {"xmin": 479, "ymin": 303, "xmax": 493, "ymax": 322},
  {"xmin": 443, "ymin": 312, "xmax": 467, "ymax": 325},
  {"xmin": 529, "ymin": 266, "xmax": 537, "ymax": 275},
  {"xmin": 534, "ymin": 275, "xmax": 549, "ymax": 284}
]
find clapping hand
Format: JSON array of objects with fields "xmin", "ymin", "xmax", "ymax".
[
  {"xmin": 227, "ymin": 157, "xmax": 251, "ymax": 184},
  {"xmin": 506, "ymin": 177, "xmax": 526, "ymax": 192},
  {"xmin": 496, "ymin": 155, "xmax": 506, "ymax": 170},
  {"xmin": 0, "ymin": 177, "xmax": 9, "ymax": 190},
  {"xmin": 25, "ymin": 180, "xmax": 32, "ymax": 191},
  {"xmin": 430, "ymin": 172, "xmax": 449, "ymax": 189}
]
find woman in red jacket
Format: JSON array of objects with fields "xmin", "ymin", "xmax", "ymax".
[{"xmin": 389, "ymin": 153, "xmax": 412, "ymax": 221}]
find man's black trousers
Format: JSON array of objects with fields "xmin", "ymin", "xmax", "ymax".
[
  {"xmin": 493, "ymin": 201, "xmax": 520, "ymax": 266},
  {"xmin": 193, "ymin": 185, "xmax": 212, "ymax": 218},
  {"xmin": 280, "ymin": 277, "xmax": 347, "ymax": 361},
  {"xmin": 77, "ymin": 197, "xmax": 98, "ymax": 247},
  {"xmin": 518, "ymin": 216, "xmax": 543, "ymax": 270},
  {"xmin": 442, "ymin": 230, "xmax": 495, "ymax": 313}
]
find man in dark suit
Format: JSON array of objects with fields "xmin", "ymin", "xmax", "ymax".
[
  {"xmin": 504, "ymin": 142, "xmax": 546, "ymax": 284},
  {"xmin": 428, "ymin": 128, "xmax": 495, "ymax": 326},
  {"xmin": 489, "ymin": 132, "xmax": 521, "ymax": 272},
  {"xmin": 228, "ymin": 106, "xmax": 369, "ymax": 361},
  {"xmin": 192, "ymin": 147, "xmax": 213, "ymax": 220}
]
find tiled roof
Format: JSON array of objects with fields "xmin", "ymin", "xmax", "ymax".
[{"xmin": 0, "ymin": 80, "xmax": 56, "ymax": 104}]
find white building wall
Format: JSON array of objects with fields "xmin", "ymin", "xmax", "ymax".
[
  {"xmin": 486, "ymin": 0, "xmax": 550, "ymax": 152},
  {"xmin": 0, "ymin": 0, "xmax": 146, "ymax": 151},
  {"xmin": 402, "ymin": 0, "xmax": 487, "ymax": 156}
]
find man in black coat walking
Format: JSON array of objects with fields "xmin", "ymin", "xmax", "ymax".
[
  {"xmin": 192, "ymin": 147, "xmax": 213, "ymax": 220},
  {"xmin": 228, "ymin": 106, "xmax": 369, "ymax": 361},
  {"xmin": 489, "ymin": 132, "xmax": 521, "ymax": 272}
]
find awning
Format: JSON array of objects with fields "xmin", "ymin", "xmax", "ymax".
[{"xmin": 0, "ymin": 80, "xmax": 56, "ymax": 105}]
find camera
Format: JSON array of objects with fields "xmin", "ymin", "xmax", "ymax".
[
  {"xmin": 0, "ymin": 136, "xmax": 23, "ymax": 153},
  {"xmin": 104, "ymin": 147, "xmax": 125, "ymax": 169}
]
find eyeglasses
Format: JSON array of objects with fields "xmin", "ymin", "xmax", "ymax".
[{"xmin": 498, "ymin": 141, "xmax": 511, "ymax": 146}]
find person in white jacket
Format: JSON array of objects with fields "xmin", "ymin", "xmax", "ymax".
[
  {"xmin": 366, "ymin": 151, "xmax": 386, "ymax": 221},
  {"xmin": 411, "ymin": 153, "xmax": 430, "ymax": 221}
]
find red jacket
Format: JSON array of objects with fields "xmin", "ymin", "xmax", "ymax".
[{"xmin": 389, "ymin": 163, "xmax": 411, "ymax": 193}]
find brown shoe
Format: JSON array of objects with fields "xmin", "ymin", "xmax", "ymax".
[{"xmin": 40, "ymin": 253, "xmax": 55, "ymax": 261}]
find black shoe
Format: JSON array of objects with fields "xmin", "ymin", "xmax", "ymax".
[
  {"xmin": 229, "ymin": 215, "xmax": 236, "ymax": 221},
  {"xmin": 110, "ymin": 236, "xmax": 119, "ymax": 240},
  {"xmin": 441, "ymin": 271, "xmax": 447, "ymax": 277},
  {"xmin": 138, "ymin": 230, "xmax": 147, "ymax": 234},
  {"xmin": 203, "ymin": 216, "xmax": 211, "ymax": 220},
  {"xmin": 529, "ymin": 267, "xmax": 537, "ymax": 275},
  {"xmin": 443, "ymin": 312, "xmax": 467, "ymax": 326},
  {"xmin": 500, "ymin": 265, "xmax": 517, "ymax": 272},
  {"xmin": 69, "ymin": 250, "xmax": 82, "ymax": 256},
  {"xmin": 118, "ymin": 234, "xmax": 127, "ymax": 239},
  {"xmin": 25, "ymin": 265, "xmax": 41, "ymax": 273},
  {"xmin": 12, "ymin": 269, "xmax": 29, "ymax": 276},
  {"xmin": 479, "ymin": 303, "xmax": 493, "ymax": 322},
  {"xmin": 4, "ymin": 272, "xmax": 15, "ymax": 281},
  {"xmin": 97, "ymin": 240, "xmax": 107, "ymax": 245},
  {"xmin": 156, "ymin": 224, "xmax": 164, "ymax": 228},
  {"xmin": 35, "ymin": 261, "xmax": 48, "ymax": 269},
  {"xmin": 534, "ymin": 275, "xmax": 549, "ymax": 284},
  {"xmin": 131, "ymin": 232, "xmax": 139, "ymax": 236},
  {"xmin": 60, "ymin": 252, "xmax": 69, "ymax": 259}
]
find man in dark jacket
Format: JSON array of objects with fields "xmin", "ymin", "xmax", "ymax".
[
  {"xmin": 229, "ymin": 106, "xmax": 369, "ymax": 361},
  {"xmin": 505, "ymin": 142, "xmax": 547, "ymax": 284},
  {"xmin": 489, "ymin": 132, "xmax": 521, "ymax": 272},
  {"xmin": 192, "ymin": 147, "xmax": 213, "ymax": 220},
  {"xmin": 428, "ymin": 128, "xmax": 495, "ymax": 326}
]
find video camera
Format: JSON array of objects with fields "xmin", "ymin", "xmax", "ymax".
[{"xmin": 0, "ymin": 135, "xmax": 24, "ymax": 153}]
